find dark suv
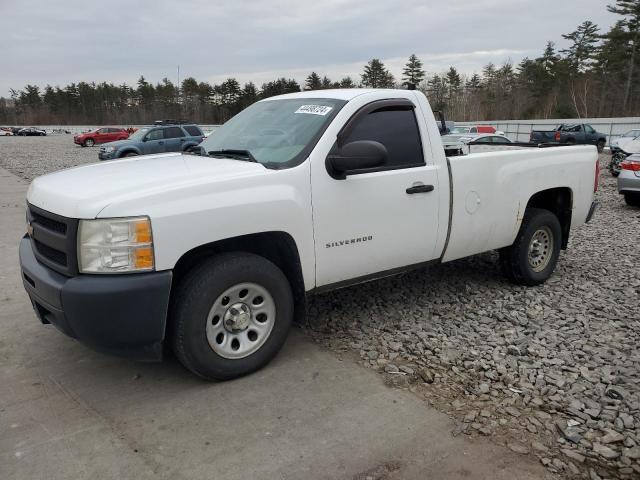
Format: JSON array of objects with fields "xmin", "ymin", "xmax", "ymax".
[{"xmin": 98, "ymin": 122, "xmax": 205, "ymax": 160}]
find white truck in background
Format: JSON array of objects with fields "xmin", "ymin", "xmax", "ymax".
[{"xmin": 20, "ymin": 89, "xmax": 599, "ymax": 380}]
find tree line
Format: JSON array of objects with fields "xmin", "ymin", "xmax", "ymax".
[{"xmin": 1, "ymin": 0, "xmax": 638, "ymax": 125}]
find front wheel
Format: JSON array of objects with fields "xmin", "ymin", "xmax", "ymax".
[
  {"xmin": 499, "ymin": 208, "xmax": 562, "ymax": 286},
  {"xmin": 84, "ymin": 138, "xmax": 94, "ymax": 147},
  {"xmin": 170, "ymin": 253, "xmax": 293, "ymax": 380}
]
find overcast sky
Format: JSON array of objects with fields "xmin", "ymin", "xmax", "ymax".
[{"xmin": 0, "ymin": 0, "xmax": 618, "ymax": 96}]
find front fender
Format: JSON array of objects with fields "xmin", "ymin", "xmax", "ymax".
[{"xmin": 97, "ymin": 161, "xmax": 317, "ymax": 290}]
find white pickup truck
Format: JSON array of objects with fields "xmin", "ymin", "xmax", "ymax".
[{"xmin": 20, "ymin": 89, "xmax": 599, "ymax": 380}]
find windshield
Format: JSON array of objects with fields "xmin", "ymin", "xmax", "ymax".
[
  {"xmin": 450, "ymin": 127, "xmax": 470, "ymax": 134},
  {"xmin": 128, "ymin": 128, "xmax": 149, "ymax": 141},
  {"xmin": 199, "ymin": 98, "xmax": 346, "ymax": 167},
  {"xmin": 622, "ymin": 129, "xmax": 640, "ymax": 137}
]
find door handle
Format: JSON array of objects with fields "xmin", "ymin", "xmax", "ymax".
[
  {"xmin": 158, "ymin": 141, "xmax": 164, "ymax": 145},
  {"xmin": 406, "ymin": 184, "xmax": 434, "ymax": 194},
  {"xmin": 180, "ymin": 138, "xmax": 185, "ymax": 142}
]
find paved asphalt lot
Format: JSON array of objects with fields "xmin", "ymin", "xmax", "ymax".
[{"xmin": 0, "ymin": 158, "xmax": 549, "ymax": 479}]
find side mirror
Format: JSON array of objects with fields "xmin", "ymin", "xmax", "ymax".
[{"xmin": 326, "ymin": 140, "xmax": 388, "ymax": 179}]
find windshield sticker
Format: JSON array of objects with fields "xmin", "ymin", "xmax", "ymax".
[{"xmin": 295, "ymin": 105, "xmax": 333, "ymax": 116}]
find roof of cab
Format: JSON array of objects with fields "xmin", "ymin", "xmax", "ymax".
[{"xmin": 262, "ymin": 88, "xmax": 406, "ymax": 102}]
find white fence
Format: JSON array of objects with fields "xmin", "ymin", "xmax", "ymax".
[{"xmin": 456, "ymin": 117, "xmax": 640, "ymax": 145}]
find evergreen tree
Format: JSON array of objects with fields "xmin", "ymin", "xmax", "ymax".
[
  {"xmin": 607, "ymin": 0, "xmax": 640, "ymax": 111},
  {"xmin": 338, "ymin": 77, "xmax": 357, "ymax": 88},
  {"xmin": 561, "ymin": 21, "xmax": 600, "ymax": 72},
  {"xmin": 402, "ymin": 54, "xmax": 426, "ymax": 86},
  {"xmin": 361, "ymin": 59, "xmax": 395, "ymax": 88},
  {"xmin": 305, "ymin": 72, "xmax": 322, "ymax": 90}
]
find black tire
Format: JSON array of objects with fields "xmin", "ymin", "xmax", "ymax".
[
  {"xmin": 597, "ymin": 140, "xmax": 605, "ymax": 153},
  {"xmin": 84, "ymin": 138, "xmax": 94, "ymax": 147},
  {"xmin": 499, "ymin": 208, "xmax": 562, "ymax": 286},
  {"xmin": 170, "ymin": 253, "xmax": 294, "ymax": 380},
  {"xmin": 624, "ymin": 193, "xmax": 640, "ymax": 207},
  {"xmin": 122, "ymin": 152, "xmax": 138, "ymax": 157}
]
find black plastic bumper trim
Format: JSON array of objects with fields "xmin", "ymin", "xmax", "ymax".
[{"xmin": 19, "ymin": 236, "xmax": 172, "ymax": 361}]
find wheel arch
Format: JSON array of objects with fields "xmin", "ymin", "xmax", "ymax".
[
  {"xmin": 170, "ymin": 231, "xmax": 306, "ymax": 323},
  {"xmin": 117, "ymin": 147, "xmax": 141, "ymax": 157},
  {"xmin": 525, "ymin": 187, "xmax": 573, "ymax": 249}
]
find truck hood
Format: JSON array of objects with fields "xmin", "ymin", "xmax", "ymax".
[{"xmin": 27, "ymin": 152, "xmax": 268, "ymax": 218}]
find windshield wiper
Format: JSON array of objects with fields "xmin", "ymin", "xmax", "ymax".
[{"xmin": 208, "ymin": 149, "xmax": 257, "ymax": 162}]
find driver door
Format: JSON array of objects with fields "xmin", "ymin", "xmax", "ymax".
[
  {"xmin": 311, "ymin": 98, "xmax": 441, "ymax": 287},
  {"xmin": 143, "ymin": 128, "xmax": 165, "ymax": 154}
]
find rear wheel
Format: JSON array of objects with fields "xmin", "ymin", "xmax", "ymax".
[
  {"xmin": 597, "ymin": 140, "xmax": 605, "ymax": 153},
  {"xmin": 171, "ymin": 253, "xmax": 293, "ymax": 380},
  {"xmin": 624, "ymin": 193, "xmax": 640, "ymax": 207},
  {"xmin": 499, "ymin": 208, "xmax": 562, "ymax": 286},
  {"xmin": 84, "ymin": 138, "xmax": 95, "ymax": 147}
]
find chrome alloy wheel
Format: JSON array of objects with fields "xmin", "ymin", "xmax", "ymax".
[
  {"xmin": 528, "ymin": 226, "xmax": 553, "ymax": 272},
  {"xmin": 205, "ymin": 282, "xmax": 276, "ymax": 359}
]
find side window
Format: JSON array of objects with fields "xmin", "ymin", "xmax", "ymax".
[
  {"xmin": 584, "ymin": 125, "xmax": 594, "ymax": 134},
  {"xmin": 474, "ymin": 136, "xmax": 491, "ymax": 143},
  {"xmin": 145, "ymin": 129, "xmax": 164, "ymax": 141},
  {"xmin": 342, "ymin": 107, "xmax": 424, "ymax": 169},
  {"xmin": 492, "ymin": 136, "xmax": 510, "ymax": 143},
  {"xmin": 164, "ymin": 126, "xmax": 185, "ymax": 138},
  {"xmin": 470, "ymin": 127, "xmax": 477, "ymax": 133},
  {"xmin": 98, "ymin": 128, "xmax": 109, "ymax": 134},
  {"xmin": 184, "ymin": 125, "xmax": 203, "ymax": 136}
]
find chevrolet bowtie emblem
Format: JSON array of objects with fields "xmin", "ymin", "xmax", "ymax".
[{"xmin": 27, "ymin": 222, "xmax": 33, "ymax": 237}]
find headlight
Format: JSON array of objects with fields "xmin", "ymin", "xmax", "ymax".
[
  {"xmin": 78, "ymin": 217, "xmax": 154, "ymax": 273},
  {"xmin": 103, "ymin": 146, "xmax": 115, "ymax": 153}
]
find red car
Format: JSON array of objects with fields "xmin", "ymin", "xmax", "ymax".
[{"xmin": 74, "ymin": 127, "xmax": 129, "ymax": 147}]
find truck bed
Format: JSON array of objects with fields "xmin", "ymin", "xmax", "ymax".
[{"xmin": 442, "ymin": 145, "xmax": 597, "ymax": 262}]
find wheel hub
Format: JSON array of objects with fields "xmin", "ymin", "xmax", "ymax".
[
  {"xmin": 528, "ymin": 227, "xmax": 552, "ymax": 272},
  {"xmin": 224, "ymin": 302, "xmax": 251, "ymax": 332},
  {"xmin": 205, "ymin": 282, "xmax": 276, "ymax": 359}
]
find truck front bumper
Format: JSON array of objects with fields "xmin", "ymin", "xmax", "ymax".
[{"xmin": 19, "ymin": 236, "xmax": 172, "ymax": 361}]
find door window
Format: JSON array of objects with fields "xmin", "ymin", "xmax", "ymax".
[
  {"xmin": 164, "ymin": 126, "xmax": 185, "ymax": 138},
  {"xmin": 473, "ymin": 136, "xmax": 492, "ymax": 143},
  {"xmin": 492, "ymin": 136, "xmax": 510, "ymax": 143},
  {"xmin": 584, "ymin": 125, "xmax": 595, "ymax": 134},
  {"xmin": 184, "ymin": 125, "xmax": 203, "ymax": 136},
  {"xmin": 145, "ymin": 129, "xmax": 164, "ymax": 141},
  {"xmin": 341, "ymin": 107, "xmax": 424, "ymax": 169},
  {"xmin": 98, "ymin": 128, "xmax": 108, "ymax": 134}
]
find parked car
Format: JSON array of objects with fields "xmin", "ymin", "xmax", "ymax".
[
  {"xmin": 450, "ymin": 125, "xmax": 499, "ymax": 135},
  {"xmin": 20, "ymin": 89, "xmax": 598, "ymax": 380},
  {"xmin": 610, "ymin": 129, "xmax": 640, "ymax": 154},
  {"xmin": 17, "ymin": 127, "xmax": 46, "ymax": 136},
  {"xmin": 530, "ymin": 124, "xmax": 607, "ymax": 153},
  {"xmin": 98, "ymin": 123, "xmax": 205, "ymax": 160},
  {"xmin": 74, "ymin": 127, "xmax": 129, "ymax": 147},
  {"xmin": 443, "ymin": 133, "xmax": 512, "ymax": 145},
  {"xmin": 0, "ymin": 128, "xmax": 13, "ymax": 136},
  {"xmin": 617, "ymin": 154, "xmax": 640, "ymax": 206}
]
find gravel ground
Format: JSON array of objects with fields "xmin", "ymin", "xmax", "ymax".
[
  {"xmin": 1, "ymin": 136, "xmax": 638, "ymax": 479},
  {"xmin": 0, "ymin": 134, "xmax": 96, "ymax": 180}
]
